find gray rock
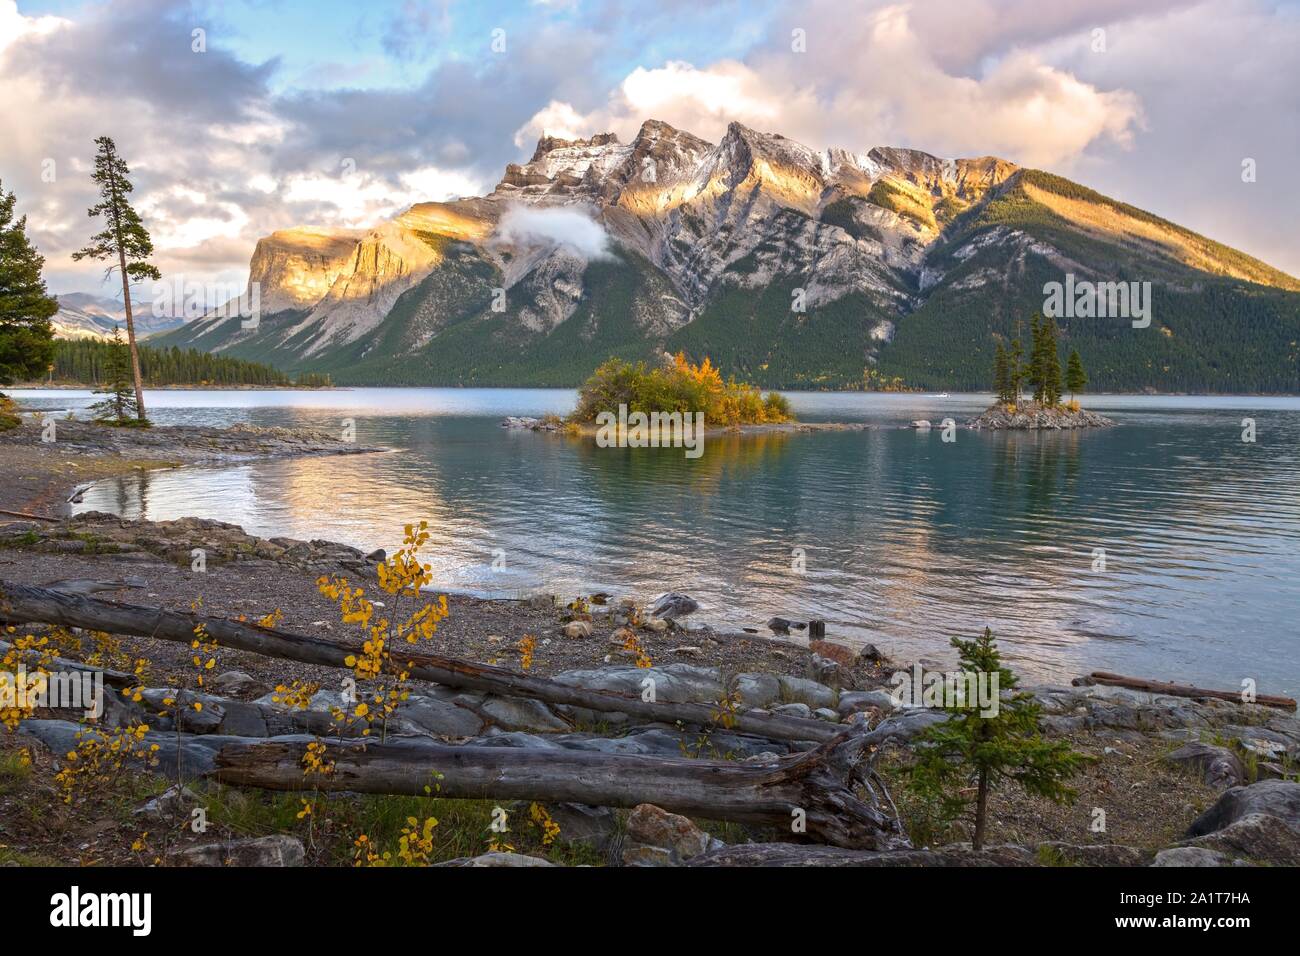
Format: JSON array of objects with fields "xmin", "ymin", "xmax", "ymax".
[
  {"xmin": 1151, "ymin": 847, "xmax": 1234, "ymax": 867},
  {"xmin": 177, "ymin": 835, "xmax": 305, "ymax": 867},
  {"xmin": 540, "ymin": 803, "xmax": 616, "ymax": 852},
  {"xmin": 1178, "ymin": 812, "xmax": 1300, "ymax": 866},
  {"xmin": 777, "ymin": 675, "xmax": 836, "ymax": 709},
  {"xmin": 134, "ymin": 784, "xmax": 202, "ymax": 821},
  {"xmin": 396, "ymin": 696, "xmax": 485, "ymax": 737},
  {"xmin": 1165, "ymin": 742, "xmax": 1246, "ymax": 789},
  {"xmin": 622, "ymin": 845, "xmax": 678, "ymax": 867},
  {"xmin": 476, "ymin": 696, "xmax": 570, "ymax": 733},
  {"xmin": 209, "ymin": 670, "xmax": 270, "ymax": 699},
  {"xmin": 1036, "ymin": 842, "xmax": 1153, "ymax": 866},
  {"xmin": 1186, "ymin": 780, "xmax": 1300, "ymax": 836},
  {"xmin": 649, "ymin": 592, "xmax": 699, "ymax": 620},
  {"xmin": 772, "ymin": 702, "xmax": 812, "ymax": 719},
  {"xmin": 813, "ymin": 707, "xmax": 840, "ymax": 722},
  {"xmin": 554, "ymin": 664, "xmax": 722, "ymax": 705},
  {"xmin": 215, "ymin": 701, "xmax": 271, "ymax": 738},
  {"xmin": 838, "ymin": 689, "xmax": 900, "ymax": 717},
  {"xmin": 872, "ymin": 708, "xmax": 949, "ymax": 742},
  {"xmin": 734, "ymin": 672, "xmax": 782, "ymax": 708}
]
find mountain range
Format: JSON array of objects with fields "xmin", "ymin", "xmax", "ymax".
[
  {"xmin": 51, "ymin": 292, "xmax": 187, "ymax": 341},
  {"xmin": 151, "ymin": 119, "xmax": 1300, "ymax": 393}
]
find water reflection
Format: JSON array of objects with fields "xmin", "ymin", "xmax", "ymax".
[{"xmin": 37, "ymin": 389, "xmax": 1300, "ymax": 695}]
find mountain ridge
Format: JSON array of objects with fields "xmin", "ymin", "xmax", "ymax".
[{"xmin": 152, "ymin": 118, "xmax": 1300, "ymax": 393}]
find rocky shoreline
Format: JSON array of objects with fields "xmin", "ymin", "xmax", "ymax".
[
  {"xmin": 965, "ymin": 401, "xmax": 1117, "ymax": 430},
  {"xmin": 0, "ymin": 418, "xmax": 386, "ymax": 517},
  {"xmin": 1, "ymin": 419, "xmax": 1296, "ymax": 868},
  {"xmin": 3, "ymin": 507, "xmax": 1297, "ymax": 867}
]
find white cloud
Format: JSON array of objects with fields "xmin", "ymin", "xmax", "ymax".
[
  {"xmin": 493, "ymin": 204, "xmax": 612, "ymax": 259},
  {"xmin": 0, "ymin": 0, "xmax": 67, "ymax": 54},
  {"xmin": 517, "ymin": 4, "xmax": 1143, "ymax": 168},
  {"xmin": 513, "ymin": 100, "xmax": 590, "ymax": 147}
]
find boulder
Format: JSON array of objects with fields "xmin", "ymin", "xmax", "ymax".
[
  {"xmin": 1151, "ymin": 847, "xmax": 1234, "ymax": 867},
  {"xmin": 777, "ymin": 675, "xmax": 836, "ymax": 709},
  {"xmin": 734, "ymin": 672, "xmax": 782, "ymax": 708},
  {"xmin": 838, "ymin": 689, "xmax": 900, "ymax": 717},
  {"xmin": 1178, "ymin": 812, "xmax": 1300, "ymax": 866},
  {"xmin": 1186, "ymin": 780, "xmax": 1300, "ymax": 836},
  {"xmin": 177, "ymin": 835, "xmax": 305, "ymax": 867},
  {"xmin": 209, "ymin": 670, "xmax": 271, "ymax": 700},
  {"xmin": 623, "ymin": 803, "xmax": 718, "ymax": 865},
  {"xmin": 538, "ymin": 803, "xmax": 616, "ymax": 852},
  {"xmin": 648, "ymin": 592, "xmax": 699, "ymax": 621},
  {"xmin": 1165, "ymin": 742, "xmax": 1246, "ymax": 789},
  {"xmin": 395, "ymin": 696, "xmax": 485, "ymax": 737},
  {"xmin": 1035, "ymin": 842, "xmax": 1153, "ymax": 866},
  {"xmin": 772, "ymin": 702, "xmax": 812, "ymax": 719},
  {"xmin": 476, "ymin": 696, "xmax": 570, "ymax": 733}
]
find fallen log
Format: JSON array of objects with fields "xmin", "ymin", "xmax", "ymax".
[
  {"xmin": 0, "ymin": 579, "xmax": 839, "ymax": 744},
  {"xmin": 211, "ymin": 726, "xmax": 906, "ymax": 849},
  {"xmin": 1087, "ymin": 672, "xmax": 1296, "ymax": 712},
  {"xmin": 0, "ymin": 639, "xmax": 136, "ymax": 689},
  {"xmin": 0, "ymin": 507, "xmax": 58, "ymax": 523}
]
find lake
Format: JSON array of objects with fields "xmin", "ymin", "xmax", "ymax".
[{"xmin": 13, "ymin": 388, "xmax": 1300, "ymax": 696}]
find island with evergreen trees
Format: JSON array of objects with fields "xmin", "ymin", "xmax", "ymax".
[{"xmin": 968, "ymin": 314, "xmax": 1116, "ymax": 429}]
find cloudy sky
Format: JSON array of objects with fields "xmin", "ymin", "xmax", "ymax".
[{"xmin": 2, "ymin": 0, "xmax": 1297, "ymax": 297}]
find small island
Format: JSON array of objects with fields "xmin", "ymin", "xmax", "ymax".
[
  {"xmin": 968, "ymin": 314, "xmax": 1115, "ymax": 430},
  {"xmin": 505, "ymin": 353, "xmax": 868, "ymax": 440}
]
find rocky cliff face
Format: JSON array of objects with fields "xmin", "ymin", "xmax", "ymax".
[{"xmin": 155, "ymin": 119, "xmax": 1300, "ymax": 392}]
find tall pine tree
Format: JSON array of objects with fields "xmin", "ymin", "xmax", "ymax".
[
  {"xmin": 1008, "ymin": 318, "xmax": 1024, "ymax": 403},
  {"xmin": 1027, "ymin": 314, "xmax": 1045, "ymax": 403},
  {"xmin": 1066, "ymin": 349, "xmax": 1088, "ymax": 404},
  {"xmin": 0, "ymin": 180, "xmax": 58, "ymax": 392},
  {"xmin": 993, "ymin": 342, "xmax": 1011, "ymax": 405},
  {"xmin": 1043, "ymin": 315, "xmax": 1064, "ymax": 405},
  {"xmin": 72, "ymin": 137, "xmax": 160, "ymax": 423}
]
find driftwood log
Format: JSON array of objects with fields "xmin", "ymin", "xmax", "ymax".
[
  {"xmin": 0, "ymin": 579, "xmax": 838, "ymax": 744},
  {"xmin": 1088, "ymin": 671, "xmax": 1296, "ymax": 712},
  {"xmin": 211, "ymin": 726, "xmax": 906, "ymax": 849}
]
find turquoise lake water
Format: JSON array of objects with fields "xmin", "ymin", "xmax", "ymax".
[{"xmin": 13, "ymin": 388, "xmax": 1300, "ymax": 695}]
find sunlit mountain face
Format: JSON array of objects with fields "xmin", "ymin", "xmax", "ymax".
[{"xmin": 152, "ymin": 119, "xmax": 1299, "ymax": 394}]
